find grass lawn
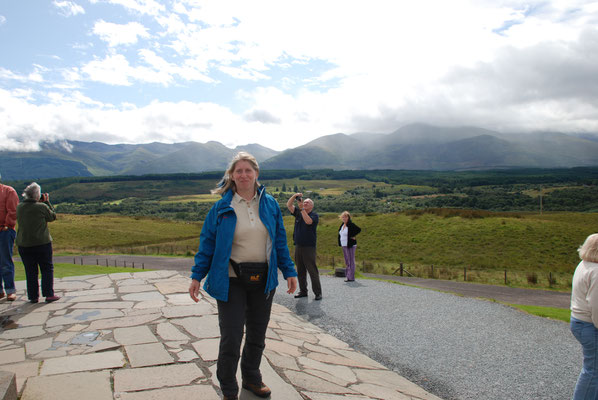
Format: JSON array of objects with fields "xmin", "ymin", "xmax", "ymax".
[
  {"xmin": 510, "ymin": 304, "xmax": 571, "ymax": 323},
  {"xmin": 14, "ymin": 261, "xmax": 143, "ymax": 281},
  {"xmin": 50, "ymin": 214, "xmax": 201, "ymax": 253}
]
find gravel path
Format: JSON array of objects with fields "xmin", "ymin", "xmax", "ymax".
[{"xmin": 274, "ymin": 275, "xmax": 580, "ymax": 400}]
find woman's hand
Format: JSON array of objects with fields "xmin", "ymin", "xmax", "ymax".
[
  {"xmin": 286, "ymin": 277, "xmax": 297, "ymax": 294},
  {"xmin": 189, "ymin": 279, "xmax": 201, "ymax": 302}
]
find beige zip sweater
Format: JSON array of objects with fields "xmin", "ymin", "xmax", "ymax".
[{"xmin": 571, "ymin": 260, "xmax": 598, "ymax": 327}]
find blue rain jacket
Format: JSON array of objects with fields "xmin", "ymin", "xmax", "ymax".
[{"xmin": 191, "ymin": 186, "xmax": 297, "ymax": 301}]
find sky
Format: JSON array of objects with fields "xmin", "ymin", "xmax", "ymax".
[{"xmin": 1, "ymin": 0, "xmax": 598, "ymax": 152}]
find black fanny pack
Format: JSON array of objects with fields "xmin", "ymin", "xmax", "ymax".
[{"xmin": 230, "ymin": 260, "xmax": 268, "ymax": 286}]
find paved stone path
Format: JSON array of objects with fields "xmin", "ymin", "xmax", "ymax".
[{"xmin": 0, "ymin": 271, "xmax": 441, "ymax": 400}]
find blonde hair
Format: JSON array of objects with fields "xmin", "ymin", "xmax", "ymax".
[
  {"xmin": 579, "ymin": 233, "xmax": 598, "ymax": 263},
  {"xmin": 211, "ymin": 152, "xmax": 260, "ymax": 195},
  {"xmin": 339, "ymin": 211, "xmax": 351, "ymax": 220}
]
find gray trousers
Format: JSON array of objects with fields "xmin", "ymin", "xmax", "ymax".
[{"xmin": 294, "ymin": 246, "xmax": 322, "ymax": 296}]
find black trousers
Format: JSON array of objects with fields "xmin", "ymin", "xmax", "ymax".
[
  {"xmin": 216, "ymin": 278, "xmax": 274, "ymax": 397},
  {"xmin": 294, "ymin": 245, "xmax": 322, "ymax": 296},
  {"xmin": 18, "ymin": 243, "xmax": 55, "ymax": 301}
]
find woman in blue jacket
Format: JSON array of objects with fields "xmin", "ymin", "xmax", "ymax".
[{"xmin": 189, "ymin": 152, "xmax": 297, "ymax": 400}]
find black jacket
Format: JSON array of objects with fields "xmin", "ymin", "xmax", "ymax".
[{"xmin": 338, "ymin": 220, "xmax": 361, "ymax": 247}]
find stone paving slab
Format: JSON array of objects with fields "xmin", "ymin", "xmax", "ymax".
[
  {"xmin": 0, "ymin": 270, "xmax": 442, "ymax": 400},
  {"xmin": 0, "ymin": 370, "xmax": 16, "ymax": 400},
  {"xmin": 113, "ymin": 325, "xmax": 158, "ymax": 345},
  {"xmin": 21, "ymin": 371, "xmax": 113, "ymax": 400},
  {"xmin": 124, "ymin": 343, "xmax": 174, "ymax": 367},
  {"xmin": 40, "ymin": 350, "xmax": 126, "ymax": 375},
  {"xmin": 113, "ymin": 363, "xmax": 204, "ymax": 392}
]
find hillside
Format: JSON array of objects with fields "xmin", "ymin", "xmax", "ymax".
[
  {"xmin": 0, "ymin": 140, "xmax": 279, "ymax": 180},
  {"xmin": 3, "ymin": 123, "xmax": 598, "ymax": 180},
  {"xmin": 261, "ymin": 124, "xmax": 598, "ymax": 170}
]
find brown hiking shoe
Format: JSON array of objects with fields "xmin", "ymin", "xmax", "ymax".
[{"xmin": 242, "ymin": 381, "xmax": 271, "ymax": 398}]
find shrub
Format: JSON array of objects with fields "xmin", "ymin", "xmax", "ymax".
[{"xmin": 527, "ymin": 272, "xmax": 538, "ymax": 285}]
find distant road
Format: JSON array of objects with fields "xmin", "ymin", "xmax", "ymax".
[{"xmin": 51, "ymin": 255, "xmax": 571, "ymax": 308}]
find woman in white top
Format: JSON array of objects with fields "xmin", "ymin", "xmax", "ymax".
[
  {"xmin": 337, "ymin": 211, "xmax": 361, "ymax": 282},
  {"xmin": 571, "ymin": 233, "xmax": 598, "ymax": 400}
]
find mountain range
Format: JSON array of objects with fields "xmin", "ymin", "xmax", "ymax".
[{"xmin": 2, "ymin": 123, "xmax": 598, "ymax": 181}]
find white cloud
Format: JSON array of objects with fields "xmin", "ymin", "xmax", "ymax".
[
  {"xmin": 3, "ymin": 0, "xmax": 598, "ymax": 153},
  {"xmin": 89, "ymin": 0, "xmax": 165, "ymax": 16},
  {"xmin": 0, "ymin": 67, "xmax": 44, "ymax": 83},
  {"xmin": 53, "ymin": 1, "xmax": 85, "ymax": 17},
  {"xmin": 0, "ymin": 15, "xmax": 6, "ymax": 25},
  {"xmin": 93, "ymin": 20, "xmax": 150, "ymax": 47},
  {"xmin": 82, "ymin": 54, "xmax": 134, "ymax": 85}
]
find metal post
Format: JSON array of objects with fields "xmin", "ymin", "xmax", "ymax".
[{"xmin": 400, "ymin": 263, "xmax": 403, "ymax": 276}]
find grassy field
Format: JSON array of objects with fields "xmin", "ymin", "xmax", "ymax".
[
  {"xmin": 310, "ymin": 211, "xmax": 595, "ymax": 272},
  {"xmin": 260, "ymin": 178, "xmax": 396, "ymax": 196},
  {"xmin": 36, "ymin": 210, "xmax": 597, "ymax": 290},
  {"xmin": 50, "ymin": 214, "xmax": 202, "ymax": 254},
  {"xmin": 511, "ymin": 304, "xmax": 570, "ymax": 322},
  {"xmin": 49, "ymin": 177, "xmax": 397, "ymax": 202},
  {"xmin": 13, "ymin": 261, "xmax": 141, "ymax": 281}
]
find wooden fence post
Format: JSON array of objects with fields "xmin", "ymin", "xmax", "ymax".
[
  {"xmin": 400, "ymin": 263, "xmax": 403, "ymax": 276},
  {"xmin": 464, "ymin": 267, "xmax": 467, "ymax": 281}
]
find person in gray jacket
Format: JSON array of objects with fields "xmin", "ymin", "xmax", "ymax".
[{"xmin": 16, "ymin": 182, "xmax": 60, "ymax": 304}]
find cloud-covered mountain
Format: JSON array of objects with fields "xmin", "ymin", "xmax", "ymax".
[
  {"xmin": 0, "ymin": 141, "xmax": 279, "ymax": 181},
  {"xmin": 2, "ymin": 123, "xmax": 598, "ymax": 181},
  {"xmin": 261, "ymin": 124, "xmax": 598, "ymax": 170}
]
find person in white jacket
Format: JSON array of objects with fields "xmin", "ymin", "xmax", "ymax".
[{"xmin": 571, "ymin": 233, "xmax": 598, "ymax": 400}]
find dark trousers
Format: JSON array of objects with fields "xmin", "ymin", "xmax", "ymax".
[
  {"xmin": 216, "ymin": 278, "xmax": 274, "ymax": 397},
  {"xmin": 294, "ymin": 245, "xmax": 321, "ymax": 296},
  {"xmin": 18, "ymin": 243, "xmax": 55, "ymax": 301}
]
